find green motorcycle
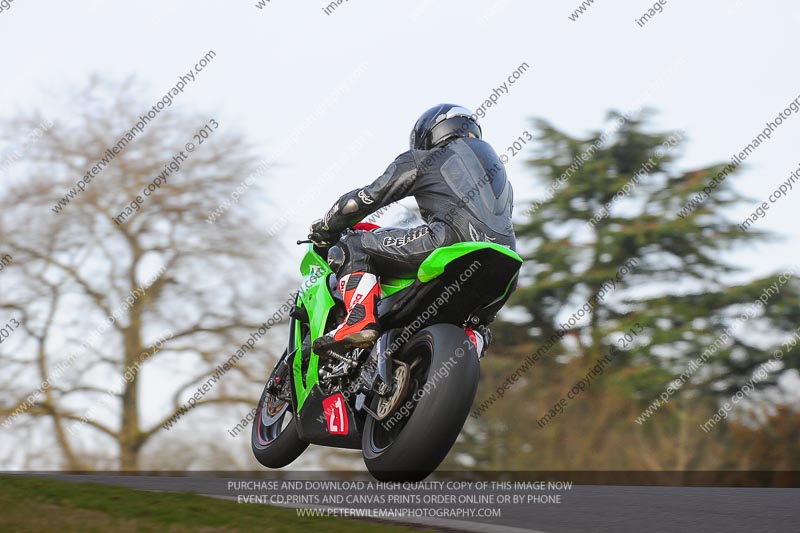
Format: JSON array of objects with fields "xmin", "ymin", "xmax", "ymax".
[{"xmin": 252, "ymin": 224, "xmax": 522, "ymax": 481}]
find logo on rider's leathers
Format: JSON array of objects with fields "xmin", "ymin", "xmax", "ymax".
[
  {"xmin": 322, "ymin": 393, "xmax": 349, "ymax": 435},
  {"xmin": 468, "ymin": 222, "xmax": 496, "ymax": 243},
  {"xmin": 358, "ymin": 190, "xmax": 374, "ymax": 205},
  {"xmin": 382, "ymin": 227, "xmax": 428, "ymax": 247}
]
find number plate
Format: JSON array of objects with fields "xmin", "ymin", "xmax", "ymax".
[{"xmin": 322, "ymin": 393, "xmax": 349, "ymax": 435}]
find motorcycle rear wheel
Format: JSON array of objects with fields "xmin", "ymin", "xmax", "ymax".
[{"xmin": 361, "ymin": 324, "xmax": 480, "ymax": 481}]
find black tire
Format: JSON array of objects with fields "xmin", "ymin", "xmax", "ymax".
[
  {"xmin": 251, "ymin": 351, "xmax": 309, "ymax": 469},
  {"xmin": 362, "ymin": 324, "xmax": 479, "ymax": 481}
]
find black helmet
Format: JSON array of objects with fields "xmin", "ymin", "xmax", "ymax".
[{"xmin": 410, "ymin": 104, "xmax": 482, "ymax": 151}]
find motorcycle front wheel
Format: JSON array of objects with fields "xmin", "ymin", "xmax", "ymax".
[{"xmin": 251, "ymin": 349, "xmax": 308, "ymax": 468}]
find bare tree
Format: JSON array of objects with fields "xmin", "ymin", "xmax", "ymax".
[{"xmin": 0, "ymin": 78, "xmax": 280, "ymax": 470}]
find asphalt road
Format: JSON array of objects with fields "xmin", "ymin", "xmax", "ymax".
[{"xmin": 17, "ymin": 474, "xmax": 800, "ymax": 532}]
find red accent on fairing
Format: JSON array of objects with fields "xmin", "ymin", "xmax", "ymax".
[
  {"xmin": 322, "ymin": 393, "xmax": 349, "ymax": 435},
  {"xmin": 465, "ymin": 328, "xmax": 478, "ymax": 348},
  {"xmin": 353, "ymin": 222, "xmax": 381, "ymax": 231}
]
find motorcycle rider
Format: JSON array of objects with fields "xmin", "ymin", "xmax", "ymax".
[{"xmin": 309, "ymin": 104, "xmax": 516, "ymax": 354}]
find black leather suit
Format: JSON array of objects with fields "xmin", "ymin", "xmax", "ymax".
[{"xmin": 322, "ymin": 137, "xmax": 516, "ymax": 278}]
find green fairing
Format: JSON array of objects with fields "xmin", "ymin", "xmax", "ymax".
[
  {"xmin": 293, "ymin": 246, "xmax": 335, "ymax": 411},
  {"xmin": 417, "ymin": 242, "xmax": 523, "ymax": 282},
  {"xmin": 381, "ymin": 277, "xmax": 416, "ymax": 296},
  {"xmin": 292, "ymin": 241, "xmax": 522, "ymax": 412}
]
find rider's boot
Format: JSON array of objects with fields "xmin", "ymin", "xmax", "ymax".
[{"xmin": 313, "ymin": 272, "xmax": 381, "ymax": 353}]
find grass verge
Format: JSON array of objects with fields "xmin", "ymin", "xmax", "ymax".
[{"xmin": 0, "ymin": 475, "xmax": 427, "ymax": 532}]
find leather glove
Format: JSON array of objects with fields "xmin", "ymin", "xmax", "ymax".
[{"xmin": 308, "ymin": 219, "xmax": 336, "ymax": 246}]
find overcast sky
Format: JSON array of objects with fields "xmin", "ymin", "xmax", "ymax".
[
  {"xmin": 1, "ymin": 2, "xmax": 799, "ymax": 459},
  {"xmin": 2, "ymin": 0, "xmax": 798, "ymax": 280}
]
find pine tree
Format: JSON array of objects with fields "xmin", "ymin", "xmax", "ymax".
[{"xmin": 510, "ymin": 110, "xmax": 799, "ymax": 405}]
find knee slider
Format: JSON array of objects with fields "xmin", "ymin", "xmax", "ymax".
[
  {"xmin": 334, "ymin": 231, "xmax": 374, "ymax": 275},
  {"xmin": 327, "ymin": 245, "xmax": 346, "ymax": 274}
]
